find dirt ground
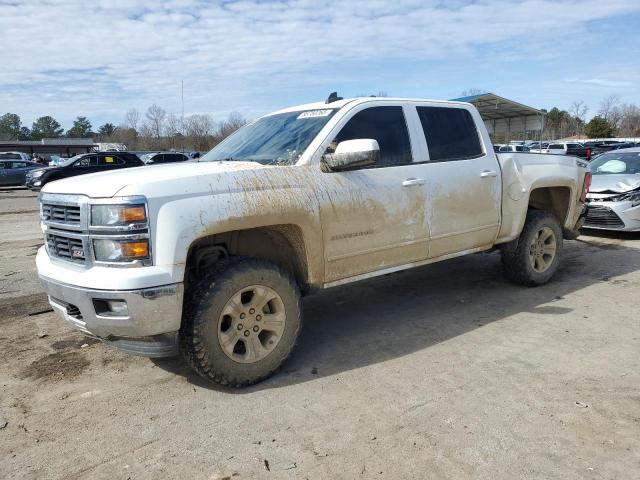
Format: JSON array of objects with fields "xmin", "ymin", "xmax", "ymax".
[{"xmin": 0, "ymin": 187, "xmax": 639, "ymax": 480}]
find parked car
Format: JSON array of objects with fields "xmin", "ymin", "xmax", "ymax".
[
  {"xmin": 546, "ymin": 142, "xmax": 592, "ymax": 160},
  {"xmin": 0, "ymin": 151, "xmax": 31, "ymax": 162},
  {"xmin": 499, "ymin": 145, "xmax": 530, "ymax": 152},
  {"xmin": 35, "ymin": 96, "xmax": 589, "ymax": 386},
  {"xmin": 0, "ymin": 158, "xmax": 42, "ymax": 186},
  {"xmin": 26, "ymin": 151, "xmax": 144, "ymax": 190},
  {"xmin": 140, "ymin": 152, "xmax": 190, "ymax": 164},
  {"xmin": 528, "ymin": 142, "xmax": 549, "ymax": 152},
  {"xmin": 583, "ymin": 148, "xmax": 640, "ymax": 231}
]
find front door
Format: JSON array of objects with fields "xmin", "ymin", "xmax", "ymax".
[{"xmin": 316, "ymin": 105, "xmax": 429, "ymax": 283}]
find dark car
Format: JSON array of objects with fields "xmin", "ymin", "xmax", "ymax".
[
  {"xmin": 140, "ymin": 152, "xmax": 190, "ymax": 164},
  {"xmin": 25, "ymin": 151, "xmax": 144, "ymax": 190},
  {"xmin": 0, "ymin": 158, "xmax": 42, "ymax": 187}
]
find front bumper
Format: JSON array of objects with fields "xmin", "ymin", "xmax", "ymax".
[
  {"xmin": 40, "ymin": 275, "xmax": 183, "ymax": 357},
  {"xmin": 583, "ymin": 200, "xmax": 640, "ymax": 232}
]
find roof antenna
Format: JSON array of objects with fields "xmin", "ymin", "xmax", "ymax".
[{"xmin": 325, "ymin": 91, "xmax": 343, "ymax": 104}]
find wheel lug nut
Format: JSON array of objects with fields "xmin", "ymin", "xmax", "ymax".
[
  {"xmin": 244, "ymin": 330, "xmax": 250, "ymax": 337},
  {"xmin": 240, "ymin": 313, "xmax": 246, "ymax": 319},
  {"xmin": 249, "ymin": 308, "xmax": 255, "ymax": 314},
  {"xmin": 253, "ymin": 326, "xmax": 259, "ymax": 332},
  {"xmin": 256, "ymin": 315, "xmax": 262, "ymax": 321},
  {"xmin": 237, "ymin": 324, "xmax": 243, "ymax": 330}
]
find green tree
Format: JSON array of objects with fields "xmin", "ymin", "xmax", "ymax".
[
  {"xmin": 18, "ymin": 126, "xmax": 31, "ymax": 140},
  {"xmin": 585, "ymin": 116, "xmax": 614, "ymax": 138},
  {"xmin": 98, "ymin": 123, "xmax": 116, "ymax": 138},
  {"xmin": 0, "ymin": 113, "xmax": 22, "ymax": 140},
  {"xmin": 66, "ymin": 116, "xmax": 93, "ymax": 137},
  {"xmin": 31, "ymin": 116, "xmax": 64, "ymax": 139}
]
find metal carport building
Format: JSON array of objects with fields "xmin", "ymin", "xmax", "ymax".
[{"xmin": 451, "ymin": 92, "xmax": 544, "ymax": 143}]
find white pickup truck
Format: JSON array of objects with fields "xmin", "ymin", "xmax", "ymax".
[{"xmin": 36, "ymin": 96, "xmax": 590, "ymax": 386}]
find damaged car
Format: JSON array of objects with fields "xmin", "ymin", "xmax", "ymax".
[{"xmin": 584, "ymin": 148, "xmax": 640, "ymax": 231}]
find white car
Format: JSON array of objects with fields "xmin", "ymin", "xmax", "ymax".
[
  {"xmin": 499, "ymin": 145, "xmax": 531, "ymax": 153},
  {"xmin": 584, "ymin": 148, "xmax": 640, "ymax": 231},
  {"xmin": 36, "ymin": 95, "xmax": 589, "ymax": 386}
]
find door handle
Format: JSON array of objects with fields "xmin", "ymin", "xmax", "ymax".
[
  {"xmin": 402, "ymin": 177, "xmax": 425, "ymax": 187},
  {"xmin": 480, "ymin": 170, "xmax": 498, "ymax": 178}
]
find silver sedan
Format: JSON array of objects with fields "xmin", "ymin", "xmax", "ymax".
[{"xmin": 584, "ymin": 148, "xmax": 640, "ymax": 231}]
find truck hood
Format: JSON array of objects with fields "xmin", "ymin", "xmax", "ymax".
[
  {"xmin": 41, "ymin": 161, "xmax": 268, "ymax": 197},
  {"xmin": 589, "ymin": 174, "xmax": 640, "ymax": 194}
]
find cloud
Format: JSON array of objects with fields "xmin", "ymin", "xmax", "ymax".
[
  {"xmin": 0, "ymin": 0, "xmax": 639, "ymax": 127},
  {"xmin": 565, "ymin": 78, "xmax": 634, "ymax": 88}
]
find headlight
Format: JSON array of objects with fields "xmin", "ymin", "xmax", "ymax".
[
  {"xmin": 31, "ymin": 170, "xmax": 44, "ymax": 178},
  {"xmin": 619, "ymin": 191, "xmax": 640, "ymax": 207},
  {"xmin": 93, "ymin": 239, "xmax": 150, "ymax": 262},
  {"xmin": 91, "ymin": 204, "xmax": 147, "ymax": 228}
]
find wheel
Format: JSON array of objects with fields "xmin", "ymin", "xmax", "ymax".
[
  {"xmin": 501, "ymin": 210, "xmax": 563, "ymax": 286},
  {"xmin": 180, "ymin": 258, "xmax": 302, "ymax": 387}
]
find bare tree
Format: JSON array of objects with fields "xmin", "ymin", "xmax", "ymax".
[
  {"xmin": 598, "ymin": 95, "xmax": 622, "ymax": 131},
  {"xmin": 145, "ymin": 104, "xmax": 166, "ymax": 139},
  {"xmin": 617, "ymin": 104, "xmax": 640, "ymax": 137},
  {"xmin": 185, "ymin": 114, "xmax": 216, "ymax": 151},
  {"xmin": 569, "ymin": 100, "xmax": 588, "ymax": 135},
  {"xmin": 461, "ymin": 88, "xmax": 483, "ymax": 97},
  {"xmin": 216, "ymin": 112, "xmax": 247, "ymax": 141},
  {"xmin": 124, "ymin": 108, "xmax": 140, "ymax": 131}
]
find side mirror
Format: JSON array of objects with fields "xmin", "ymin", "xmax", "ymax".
[{"xmin": 322, "ymin": 139, "xmax": 380, "ymax": 171}]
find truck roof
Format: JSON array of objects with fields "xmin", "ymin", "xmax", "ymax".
[{"xmin": 268, "ymin": 96, "xmax": 471, "ymax": 117}]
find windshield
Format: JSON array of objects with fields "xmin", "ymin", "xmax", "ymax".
[
  {"xmin": 201, "ymin": 109, "xmax": 337, "ymax": 165},
  {"xmin": 590, "ymin": 152, "xmax": 640, "ymax": 175}
]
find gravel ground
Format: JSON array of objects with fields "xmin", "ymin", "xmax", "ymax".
[{"xmin": 0, "ymin": 187, "xmax": 639, "ymax": 480}]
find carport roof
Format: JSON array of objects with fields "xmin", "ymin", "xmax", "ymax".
[{"xmin": 451, "ymin": 92, "xmax": 543, "ymax": 120}]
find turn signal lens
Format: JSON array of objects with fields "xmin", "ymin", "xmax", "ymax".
[
  {"xmin": 581, "ymin": 172, "xmax": 592, "ymax": 203},
  {"xmin": 120, "ymin": 206, "xmax": 146, "ymax": 223},
  {"xmin": 121, "ymin": 241, "xmax": 149, "ymax": 258}
]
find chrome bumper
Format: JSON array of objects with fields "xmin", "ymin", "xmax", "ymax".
[{"xmin": 40, "ymin": 276, "xmax": 183, "ymax": 357}]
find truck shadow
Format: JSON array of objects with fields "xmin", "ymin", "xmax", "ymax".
[{"xmin": 153, "ymin": 234, "xmax": 640, "ymax": 392}]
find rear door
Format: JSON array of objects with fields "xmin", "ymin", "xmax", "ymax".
[
  {"xmin": 412, "ymin": 104, "xmax": 501, "ymax": 258},
  {"xmin": 96, "ymin": 154, "xmax": 126, "ymax": 171}
]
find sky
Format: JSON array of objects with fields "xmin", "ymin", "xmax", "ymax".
[{"xmin": 1, "ymin": 0, "xmax": 639, "ymax": 130}]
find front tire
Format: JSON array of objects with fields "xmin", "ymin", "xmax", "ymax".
[
  {"xmin": 180, "ymin": 258, "xmax": 302, "ymax": 387},
  {"xmin": 501, "ymin": 210, "xmax": 563, "ymax": 286}
]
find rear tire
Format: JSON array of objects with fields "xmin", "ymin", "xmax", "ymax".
[
  {"xmin": 501, "ymin": 210, "xmax": 563, "ymax": 286},
  {"xmin": 180, "ymin": 258, "xmax": 302, "ymax": 387}
]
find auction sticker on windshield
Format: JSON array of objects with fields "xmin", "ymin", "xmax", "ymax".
[{"xmin": 297, "ymin": 109, "xmax": 333, "ymax": 119}]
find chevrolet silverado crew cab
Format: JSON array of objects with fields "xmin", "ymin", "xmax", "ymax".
[{"xmin": 36, "ymin": 96, "xmax": 590, "ymax": 387}]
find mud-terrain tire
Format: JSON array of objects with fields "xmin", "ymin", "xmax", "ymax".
[
  {"xmin": 180, "ymin": 258, "xmax": 302, "ymax": 387},
  {"xmin": 501, "ymin": 210, "xmax": 563, "ymax": 287}
]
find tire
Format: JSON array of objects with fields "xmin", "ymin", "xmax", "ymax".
[
  {"xmin": 180, "ymin": 258, "xmax": 302, "ymax": 387},
  {"xmin": 501, "ymin": 210, "xmax": 563, "ymax": 286}
]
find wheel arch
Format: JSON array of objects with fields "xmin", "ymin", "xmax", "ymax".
[{"xmin": 184, "ymin": 224, "xmax": 312, "ymax": 292}]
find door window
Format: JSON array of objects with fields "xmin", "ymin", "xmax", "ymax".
[
  {"xmin": 75, "ymin": 155, "xmax": 98, "ymax": 167},
  {"xmin": 329, "ymin": 106, "xmax": 413, "ymax": 168},
  {"xmin": 10, "ymin": 162, "xmax": 29, "ymax": 168},
  {"xmin": 97, "ymin": 155, "xmax": 125, "ymax": 167},
  {"xmin": 416, "ymin": 107, "xmax": 483, "ymax": 161}
]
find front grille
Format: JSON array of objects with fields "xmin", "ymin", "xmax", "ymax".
[
  {"xmin": 584, "ymin": 206, "xmax": 625, "ymax": 229},
  {"xmin": 46, "ymin": 233, "xmax": 86, "ymax": 263},
  {"xmin": 42, "ymin": 203, "xmax": 81, "ymax": 226}
]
